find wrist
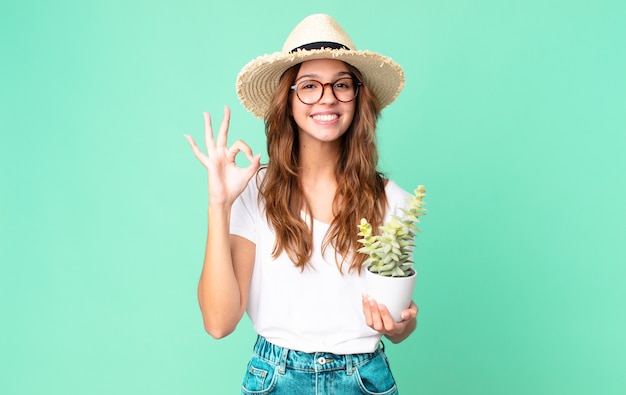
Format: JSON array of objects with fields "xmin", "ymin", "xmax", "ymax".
[{"xmin": 208, "ymin": 202, "xmax": 233, "ymax": 223}]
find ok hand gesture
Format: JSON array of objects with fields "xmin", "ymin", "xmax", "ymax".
[{"xmin": 184, "ymin": 107, "xmax": 261, "ymax": 206}]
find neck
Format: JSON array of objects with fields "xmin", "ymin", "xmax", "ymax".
[
  {"xmin": 296, "ymin": 137, "xmax": 341, "ymax": 224},
  {"xmin": 298, "ymin": 139, "xmax": 340, "ymax": 183}
]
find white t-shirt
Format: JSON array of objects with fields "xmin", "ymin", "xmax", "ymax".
[{"xmin": 230, "ymin": 170, "xmax": 411, "ymax": 354}]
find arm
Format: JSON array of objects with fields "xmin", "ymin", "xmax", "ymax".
[
  {"xmin": 196, "ymin": 211, "xmax": 255, "ymax": 338},
  {"xmin": 185, "ymin": 107, "xmax": 261, "ymax": 338}
]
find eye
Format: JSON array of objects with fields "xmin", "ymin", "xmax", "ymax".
[
  {"xmin": 299, "ymin": 81, "xmax": 320, "ymax": 90},
  {"xmin": 333, "ymin": 79, "xmax": 354, "ymax": 91}
]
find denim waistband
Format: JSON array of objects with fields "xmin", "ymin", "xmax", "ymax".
[{"xmin": 252, "ymin": 336, "xmax": 383, "ymax": 374}]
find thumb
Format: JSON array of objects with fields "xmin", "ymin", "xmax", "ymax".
[{"xmin": 244, "ymin": 154, "xmax": 261, "ymax": 178}]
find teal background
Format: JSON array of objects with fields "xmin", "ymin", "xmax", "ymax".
[{"xmin": 1, "ymin": 0, "xmax": 625, "ymax": 394}]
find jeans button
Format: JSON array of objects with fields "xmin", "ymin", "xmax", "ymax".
[{"xmin": 317, "ymin": 357, "xmax": 326, "ymax": 365}]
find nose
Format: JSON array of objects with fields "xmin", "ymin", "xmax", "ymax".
[{"xmin": 318, "ymin": 82, "xmax": 338, "ymax": 104}]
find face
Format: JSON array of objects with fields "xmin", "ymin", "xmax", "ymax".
[{"xmin": 291, "ymin": 59, "xmax": 356, "ymax": 145}]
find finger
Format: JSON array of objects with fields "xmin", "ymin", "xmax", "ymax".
[
  {"xmin": 362, "ymin": 295, "xmax": 373, "ymax": 326},
  {"xmin": 368, "ymin": 297, "xmax": 384, "ymax": 331},
  {"xmin": 397, "ymin": 302, "xmax": 418, "ymax": 323},
  {"xmin": 377, "ymin": 304, "xmax": 398, "ymax": 330},
  {"xmin": 228, "ymin": 139, "xmax": 255, "ymax": 161},
  {"xmin": 244, "ymin": 154, "xmax": 262, "ymax": 179},
  {"xmin": 203, "ymin": 112, "xmax": 216, "ymax": 152},
  {"xmin": 225, "ymin": 139, "xmax": 261, "ymax": 180},
  {"xmin": 400, "ymin": 309, "xmax": 417, "ymax": 321},
  {"xmin": 184, "ymin": 134, "xmax": 205, "ymax": 160},
  {"xmin": 184, "ymin": 134, "xmax": 196, "ymax": 148},
  {"xmin": 216, "ymin": 106, "xmax": 231, "ymax": 149}
]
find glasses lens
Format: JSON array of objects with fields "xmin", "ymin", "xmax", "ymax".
[
  {"xmin": 332, "ymin": 78, "xmax": 357, "ymax": 102},
  {"xmin": 296, "ymin": 80, "xmax": 323, "ymax": 104}
]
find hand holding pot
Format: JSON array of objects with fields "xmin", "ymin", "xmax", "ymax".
[{"xmin": 362, "ymin": 295, "xmax": 418, "ymax": 343}]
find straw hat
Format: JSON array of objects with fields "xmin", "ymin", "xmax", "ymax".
[{"xmin": 236, "ymin": 14, "xmax": 405, "ymax": 119}]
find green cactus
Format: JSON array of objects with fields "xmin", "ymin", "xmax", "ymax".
[{"xmin": 357, "ymin": 185, "xmax": 427, "ymax": 277}]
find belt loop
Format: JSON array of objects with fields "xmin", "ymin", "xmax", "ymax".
[
  {"xmin": 254, "ymin": 335, "xmax": 262, "ymax": 351},
  {"xmin": 278, "ymin": 345, "xmax": 288, "ymax": 374},
  {"xmin": 346, "ymin": 354, "xmax": 354, "ymax": 375}
]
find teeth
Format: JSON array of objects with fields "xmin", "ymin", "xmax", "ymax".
[{"xmin": 312, "ymin": 114, "xmax": 338, "ymax": 121}]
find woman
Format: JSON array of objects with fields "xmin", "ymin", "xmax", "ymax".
[{"xmin": 185, "ymin": 14, "xmax": 418, "ymax": 394}]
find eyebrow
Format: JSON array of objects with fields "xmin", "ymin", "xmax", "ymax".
[{"xmin": 294, "ymin": 71, "xmax": 352, "ymax": 83}]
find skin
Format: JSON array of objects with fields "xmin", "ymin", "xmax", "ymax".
[
  {"xmin": 184, "ymin": 108, "xmax": 260, "ymax": 338},
  {"xmin": 184, "ymin": 58, "xmax": 418, "ymax": 343}
]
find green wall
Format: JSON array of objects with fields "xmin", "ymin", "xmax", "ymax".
[{"xmin": 1, "ymin": 0, "xmax": 625, "ymax": 394}]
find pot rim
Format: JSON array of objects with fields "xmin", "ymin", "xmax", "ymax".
[{"xmin": 366, "ymin": 265, "xmax": 416, "ymax": 278}]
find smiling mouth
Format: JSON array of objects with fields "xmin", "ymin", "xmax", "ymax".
[{"xmin": 311, "ymin": 114, "xmax": 339, "ymax": 121}]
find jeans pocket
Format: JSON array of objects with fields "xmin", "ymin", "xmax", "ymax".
[
  {"xmin": 354, "ymin": 353, "xmax": 398, "ymax": 395},
  {"xmin": 241, "ymin": 356, "xmax": 278, "ymax": 394}
]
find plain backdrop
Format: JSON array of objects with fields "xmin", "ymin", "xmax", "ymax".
[{"xmin": 1, "ymin": 0, "xmax": 625, "ymax": 394}]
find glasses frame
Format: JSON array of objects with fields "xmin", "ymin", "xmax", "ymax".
[{"xmin": 290, "ymin": 77, "xmax": 363, "ymax": 105}]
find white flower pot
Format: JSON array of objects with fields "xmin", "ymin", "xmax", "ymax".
[{"xmin": 365, "ymin": 268, "xmax": 416, "ymax": 322}]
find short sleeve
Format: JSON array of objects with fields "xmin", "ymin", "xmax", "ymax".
[{"xmin": 229, "ymin": 177, "xmax": 260, "ymax": 244}]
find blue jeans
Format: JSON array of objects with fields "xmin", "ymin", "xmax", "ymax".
[{"xmin": 241, "ymin": 336, "xmax": 398, "ymax": 395}]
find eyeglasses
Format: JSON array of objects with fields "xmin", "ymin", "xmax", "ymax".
[{"xmin": 290, "ymin": 77, "xmax": 362, "ymax": 105}]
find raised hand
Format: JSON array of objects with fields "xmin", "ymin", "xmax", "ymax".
[{"xmin": 184, "ymin": 107, "xmax": 261, "ymax": 206}]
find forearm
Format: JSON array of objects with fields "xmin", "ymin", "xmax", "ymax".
[{"xmin": 197, "ymin": 204, "xmax": 243, "ymax": 338}]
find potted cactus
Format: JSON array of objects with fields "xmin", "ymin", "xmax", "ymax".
[{"xmin": 357, "ymin": 185, "xmax": 427, "ymax": 321}]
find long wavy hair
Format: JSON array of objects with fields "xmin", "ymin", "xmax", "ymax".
[{"xmin": 259, "ymin": 61, "xmax": 387, "ymax": 274}]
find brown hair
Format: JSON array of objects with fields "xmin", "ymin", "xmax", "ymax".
[{"xmin": 260, "ymin": 62, "xmax": 387, "ymax": 273}]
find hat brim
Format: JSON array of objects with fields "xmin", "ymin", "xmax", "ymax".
[{"xmin": 236, "ymin": 48, "xmax": 405, "ymax": 119}]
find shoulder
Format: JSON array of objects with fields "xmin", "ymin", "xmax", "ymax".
[
  {"xmin": 241, "ymin": 167, "xmax": 266, "ymax": 199},
  {"xmin": 384, "ymin": 179, "xmax": 411, "ymax": 203},
  {"xmin": 232, "ymin": 168, "xmax": 267, "ymax": 214}
]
